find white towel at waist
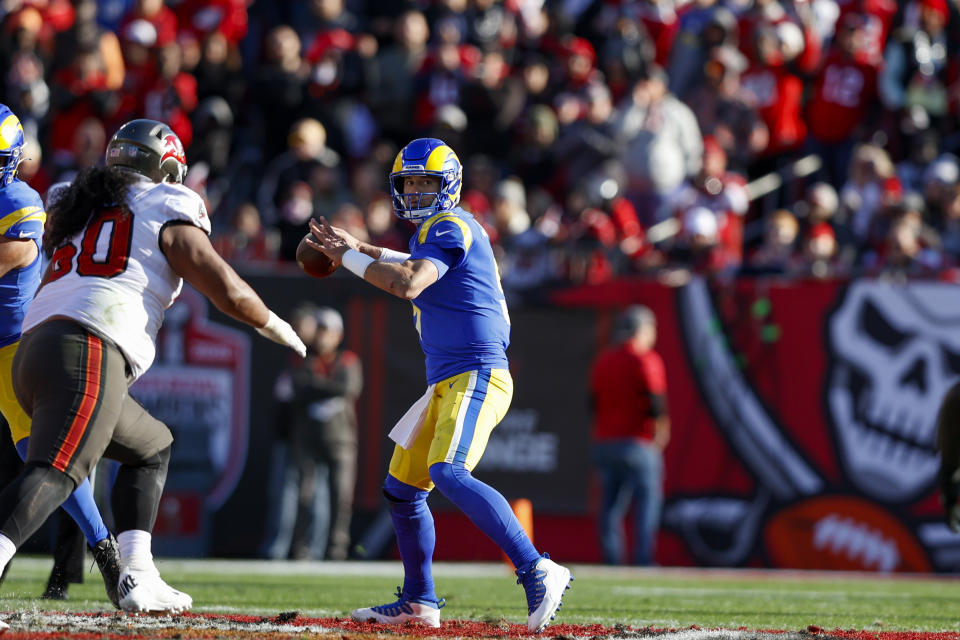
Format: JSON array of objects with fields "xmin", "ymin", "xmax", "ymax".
[{"xmin": 388, "ymin": 383, "xmax": 436, "ymax": 449}]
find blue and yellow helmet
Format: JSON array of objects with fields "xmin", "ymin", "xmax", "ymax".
[
  {"xmin": 0, "ymin": 104, "xmax": 25, "ymax": 187},
  {"xmin": 389, "ymin": 138, "xmax": 463, "ymax": 221}
]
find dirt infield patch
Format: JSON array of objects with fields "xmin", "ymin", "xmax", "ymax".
[{"xmin": 1, "ymin": 612, "xmax": 959, "ymax": 640}]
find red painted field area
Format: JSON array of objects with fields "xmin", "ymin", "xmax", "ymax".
[{"xmin": 1, "ymin": 613, "xmax": 960, "ymax": 640}]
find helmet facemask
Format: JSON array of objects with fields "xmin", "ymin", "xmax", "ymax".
[
  {"xmin": 0, "ymin": 107, "xmax": 25, "ymax": 187},
  {"xmin": 389, "ymin": 138, "xmax": 462, "ymax": 222},
  {"xmin": 391, "ymin": 172, "xmax": 450, "ymax": 220},
  {"xmin": 0, "ymin": 146, "xmax": 22, "ymax": 187}
]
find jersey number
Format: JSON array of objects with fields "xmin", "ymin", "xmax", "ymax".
[{"xmin": 48, "ymin": 208, "xmax": 133, "ymax": 282}]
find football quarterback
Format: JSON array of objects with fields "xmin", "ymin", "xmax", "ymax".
[{"xmin": 306, "ymin": 137, "xmax": 573, "ymax": 633}]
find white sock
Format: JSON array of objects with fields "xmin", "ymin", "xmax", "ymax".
[
  {"xmin": 0, "ymin": 533, "xmax": 16, "ymax": 574},
  {"xmin": 117, "ymin": 530, "xmax": 154, "ymax": 571}
]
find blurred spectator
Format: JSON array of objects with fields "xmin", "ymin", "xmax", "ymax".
[
  {"xmin": 112, "ymin": 19, "xmax": 158, "ymax": 126},
  {"xmin": 554, "ymin": 83, "xmax": 620, "ymax": 192},
  {"xmin": 190, "ymin": 96, "xmax": 234, "ymax": 178},
  {"xmin": 596, "ymin": 15, "xmax": 656, "ymax": 104},
  {"xmin": 801, "ymin": 221, "xmax": 841, "ymax": 278},
  {"xmin": 364, "ymin": 195, "xmax": 408, "ymax": 253},
  {"xmin": 799, "ymin": 181, "xmax": 857, "ymax": 269},
  {"xmin": 54, "ymin": 0, "xmax": 125, "ymax": 92},
  {"xmin": 939, "ymin": 183, "xmax": 960, "ymax": 260},
  {"xmin": 666, "ymin": 205, "xmax": 731, "ymax": 275},
  {"xmin": 17, "ymin": 137, "xmax": 51, "ymax": 196},
  {"xmin": 50, "ymin": 117, "xmax": 107, "ymax": 185},
  {"xmin": 465, "ymin": 0, "xmax": 513, "ymax": 52},
  {"xmin": 5, "ymin": 48, "xmax": 49, "ymax": 140},
  {"xmin": 686, "ymin": 44, "xmax": 767, "ymax": 174},
  {"xmin": 865, "ymin": 209, "xmax": 943, "ymax": 277},
  {"xmin": 739, "ymin": 20, "xmax": 812, "ymax": 188},
  {"xmin": 143, "ymin": 42, "xmax": 197, "ymax": 147},
  {"xmin": 249, "ymin": 25, "xmax": 309, "ymax": 161},
  {"xmin": 805, "ymin": 12, "xmax": 879, "ymax": 187},
  {"xmin": 491, "ymin": 177, "xmax": 532, "ymax": 254},
  {"xmin": 173, "ymin": 0, "xmax": 249, "ymax": 46},
  {"xmin": 840, "ymin": 143, "xmax": 896, "ymax": 245},
  {"xmin": 668, "ymin": 4, "xmax": 738, "ymax": 100},
  {"xmin": 369, "ymin": 10, "xmax": 431, "ymax": 143},
  {"xmin": 288, "ymin": 307, "xmax": 362, "ymax": 560},
  {"xmin": 48, "ymin": 47, "xmax": 116, "ymax": 160},
  {"xmin": 193, "ymin": 31, "xmax": 244, "ymax": 105},
  {"xmin": 897, "ymin": 130, "xmax": 941, "ymax": 194},
  {"xmin": 672, "ymin": 136, "xmax": 749, "ymax": 265},
  {"xmin": 212, "ymin": 202, "xmax": 279, "ymax": 264},
  {"xmin": 119, "ymin": 0, "xmax": 178, "ymax": 48},
  {"xmin": 258, "ymin": 118, "xmax": 341, "ymax": 228},
  {"xmin": 742, "ymin": 208, "xmax": 801, "ymax": 275},
  {"xmin": 589, "ymin": 305, "xmax": 669, "ymax": 566},
  {"xmin": 329, "ymin": 203, "xmax": 370, "ymax": 246},
  {"xmin": 880, "ymin": 0, "xmax": 954, "ymax": 148},
  {"xmin": 411, "ymin": 26, "xmax": 478, "ymax": 132},
  {"xmin": 924, "ymin": 154, "xmax": 960, "ymax": 227},
  {"xmin": 613, "ymin": 65, "xmax": 703, "ymax": 226},
  {"xmin": 510, "ymin": 104, "xmax": 560, "ymax": 195},
  {"xmin": 583, "ymin": 164, "xmax": 650, "ymax": 269},
  {"xmin": 260, "ymin": 304, "xmax": 320, "ymax": 561},
  {"xmin": 628, "ymin": 0, "xmax": 679, "ymax": 68},
  {"xmin": 460, "ymin": 48, "xmax": 522, "ymax": 157}
]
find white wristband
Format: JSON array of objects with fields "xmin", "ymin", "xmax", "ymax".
[
  {"xmin": 378, "ymin": 247, "xmax": 410, "ymax": 263},
  {"xmin": 342, "ymin": 248, "xmax": 375, "ymax": 278}
]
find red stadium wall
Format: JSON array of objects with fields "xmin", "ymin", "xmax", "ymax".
[{"xmin": 134, "ymin": 272, "xmax": 960, "ymax": 572}]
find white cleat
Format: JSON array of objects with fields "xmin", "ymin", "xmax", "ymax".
[
  {"xmin": 118, "ymin": 566, "xmax": 192, "ymax": 614},
  {"xmin": 0, "ymin": 619, "xmax": 7, "ymax": 632},
  {"xmin": 351, "ymin": 588, "xmax": 443, "ymax": 628},
  {"xmin": 516, "ymin": 554, "xmax": 573, "ymax": 633}
]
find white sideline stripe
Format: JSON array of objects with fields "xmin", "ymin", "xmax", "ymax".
[{"xmin": 9, "ymin": 556, "xmax": 955, "ymax": 582}]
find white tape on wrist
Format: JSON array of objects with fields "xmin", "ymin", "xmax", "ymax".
[
  {"xmin": 257, "ymin": 310, "xmax": 281, "ymax": 335},
  {"xmin": 378, "ymin": 247, "xmax": 410, "ymax": 263},
  {"xmin": 342, "ymin": 249, "xmax": 375, "ymax": 278}
]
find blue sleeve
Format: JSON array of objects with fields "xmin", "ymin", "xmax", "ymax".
[
  {"xmin": 411, "ymin": 218, "xmax": 470, "ymax": 279},
  {"xmin": 1, "ymin": 184, "xmax": 45, "ymax": 241}
]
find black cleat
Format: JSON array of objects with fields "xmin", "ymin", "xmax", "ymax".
[
  {"xmin": 42, "ymin": 570, "xmax": 69, "ymax": 600},
  {"xmin": 91, "ymin": 534, "xmax": 121, "ymax": 609}
]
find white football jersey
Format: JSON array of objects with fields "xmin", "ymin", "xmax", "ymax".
[{"xmin": 23, "ymin": 176, "xmax": 211, "ymax": 381}]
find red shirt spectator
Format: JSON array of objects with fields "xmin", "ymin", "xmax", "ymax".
[
  {"xmin": 741, "ymin": 62, "xmax": 806, "ymax": 156},
  {"xmin": 806, "ymin": 17, "xmax": 879, "ymax": 144},
  {"xmin": 836, "ymin": 0, "xmax": 897, "ymax": 66},
  {"xmin": 173, "ymin": 0, "xmax": 248, "ymax": 45},
  {"xmin": 630, "ymin": 2, "xmax": 679, "ymax": 68},
  {"xmin": 590, "ymin": 310, "xmax": 668, "ymax": 443},
  {"xmin": 119, "ymin": 0, "xmax": 178, "ymax": 47}
]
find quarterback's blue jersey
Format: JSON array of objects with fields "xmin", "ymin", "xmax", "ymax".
[
  {"xmin": 408, "ymin": 207, "xmax": 510, "ymax": 383},
  {"xmin": 0, "ymin": 179, "xmax": 45, "ymax": 348}
]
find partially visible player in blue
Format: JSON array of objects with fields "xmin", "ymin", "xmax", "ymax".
[
  {"xmin": 306, "ymin": 138, "xmax": 572, "ymax": 632},
  {"xmin": 0, "ymin": 104, "xmax": 121, "ymax": 606}
]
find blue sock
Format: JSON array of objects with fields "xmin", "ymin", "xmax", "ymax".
[
  {"xmin": 429, "ymin": 462, "xmax": 540, "ymax": 569},
  {"xmin": 383, "ymin": 474, "xmax": 437, "ymax": 602},
  {"xmin": 15, "ymin": 437, "xmax": 109, "ymax": 547}
]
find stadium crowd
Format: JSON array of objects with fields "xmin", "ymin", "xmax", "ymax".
[{"xmin": 1, "ymin": 0, "xmax": 959, "ymax": 296}]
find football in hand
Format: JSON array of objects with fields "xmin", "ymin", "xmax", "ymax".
[{"xmin": 296, "ymin": 234, "xmax": 339, "ymax": 278}]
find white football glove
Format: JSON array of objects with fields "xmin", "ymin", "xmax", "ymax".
[{"xmin": 257, "ymin": 311, "xmax": 307, "ymax": 357}]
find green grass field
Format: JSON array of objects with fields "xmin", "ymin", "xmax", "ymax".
[{"xmin": 2, "ymin": 557, "xmax": 960, "ymax": 633}]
